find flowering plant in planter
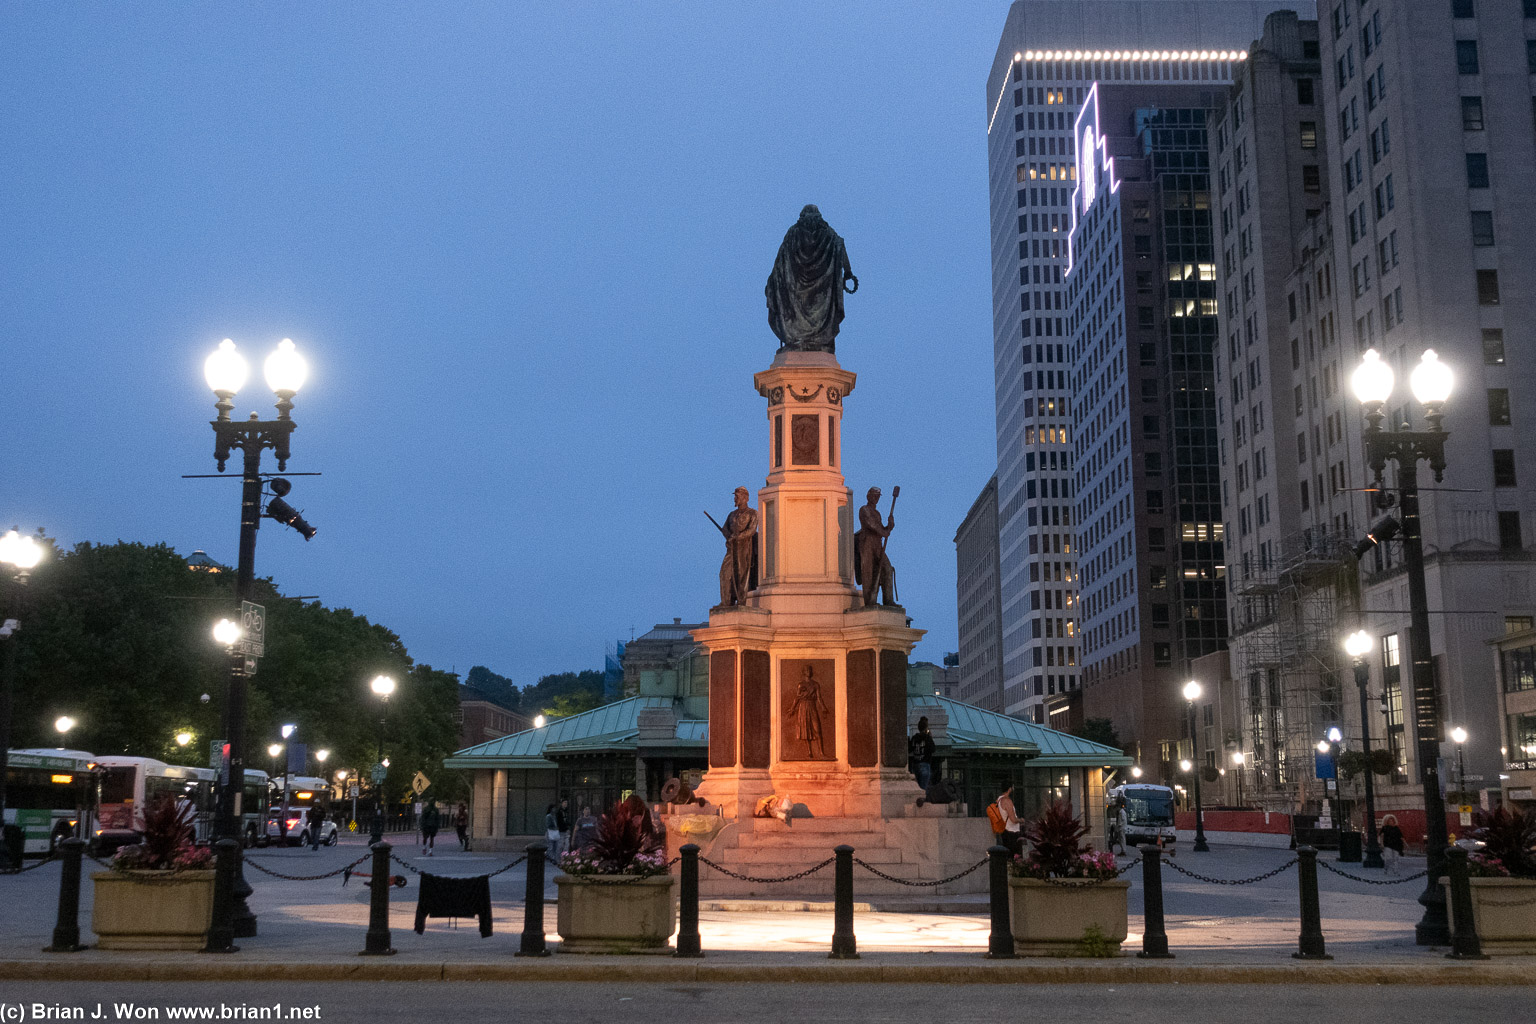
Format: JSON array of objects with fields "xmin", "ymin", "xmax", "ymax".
[
  {"xmin": 110, "ymin": 796, "xmax": 213, "ymax": 873},
  {"xmin": 558, "ymin": 795, "xmax": 669, "ymax": 877},
  {"xmin": 1012, "ymin": 801, "xmax": 1117, "ymax": 881},
  {"xmin": 1468, "ymin": 806, "xmax": 1536, "ymax": 879}
]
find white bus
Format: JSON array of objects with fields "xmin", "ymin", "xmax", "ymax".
[
  {"xmin": 265, "ymin": 775, "xmax": 338, "ymax": 846},
  {"xmin": 94, "ymin": 756, "xmax": 270, "ymax": 852},
  {"xmin": 3, "ymin": 749, "xmax": 96, "ymax": 856}
]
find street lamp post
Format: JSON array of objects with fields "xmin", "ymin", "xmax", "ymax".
[
  {"xmin": 0, "ymin": 529, "xmax": 44, "ymax": 871},
  {"xmin": 277, "ymin": 724, "xmax": 296, "ymax": 840},
  {"xmin": 1451, "ymin": 727, "xmax": 1469, "ymax": 807},
  {"xmin": 1231, "ymin": 751, "xmax": 1246, "ymax": 809},
  {"xmin": 1345, "ymin": 629, "xmax": 1385, "ymax": 868},
  {"xmin": 203, "ymin": 337, "xmax": 309, "ymax": 940},
  {"xmin": 1350, "ymin": 346, "xmax": 1455, "ymax": 945},
  {"xmin": 369, "ymin": 675, "xmax": 395, "ymax": 845},
  {"xmin": 1183, "ymin": 681, "xmax": 1210, "ymax": 852}
]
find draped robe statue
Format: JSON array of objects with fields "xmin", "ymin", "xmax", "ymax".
[{"xmin": 765, "ymin": 205, "xmax": 858, "ymax": 353}]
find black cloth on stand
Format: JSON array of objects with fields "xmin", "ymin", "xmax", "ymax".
[{"xmin": 413, "ymin": 873, "xmax": 493, "ymax": 937}]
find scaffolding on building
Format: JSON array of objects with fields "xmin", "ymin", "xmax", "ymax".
[{"xmin": 1228, "ymin": 525, "xmax": 1362, "ymax": 816}]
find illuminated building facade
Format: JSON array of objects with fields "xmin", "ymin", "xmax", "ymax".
[{"xmin": 978, "ymin": 1, "xmax": 1311, "ymax": 729}]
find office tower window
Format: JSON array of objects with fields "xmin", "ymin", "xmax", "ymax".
[
  {"xmin": 1452, "ymin": 0, "xmax": 1474, "ymax": 17},
  {"xmin": 1154, "ymin": 643, "xmax": 1172, "ymax": 667},
  {"xmin": 1466, "ymin": 153, "xmax": 1490, "ymax": 188},
  {"xmin": 1489, "ymin": 388, "xmax": 1512, "ymax": 425},
  {"xmin": 1483, "ymin": 328, "xmax": 1505, "ymax": 365},
  {"xmin": 1494, "ymin": 450, "xmax": 1518, "ymax": 488},
  {"xmin": 1374, "ymin": 174, "xmax": 1395, "ymax": 217},
  {"xmin": 1369, "ymin": 119, "xmax": 1391, "ymax": 164},
  {"xmin": 1471, "ymin": 211, "xmax": 1495, "ymax": 246},
  {"xmin": 1499, "ymin": 512, "xmax": 1523, "ymax": 553},
  {"xmin": 1297, "ymin": 77, "xmax": 1314, "ymax": 104},
  {"xmin": 1477, "ymin": 269, "xmax": 1501, "ymax": 305},
  {"xmin": 1299, "ymin": 122, "xmax": 1317, "ymax": 149},
  {"xmin": 1302, "ymin": 165, "xmax": 1321, "ymax": 193},
  {"xmin": 1528, "ymin": 39, "xmax": 1536, "ymax": 74},
  {"xmin": 1457, "ymin": 40, "xmax": 1480, "ymax": 75},
  {"xmin": 1462, "ymin": 96, "xmax": 1484, "ymax": 130},
  {"xmin": 1526, "ymin": 0, "xmax": 1536, "ymax": 17}
]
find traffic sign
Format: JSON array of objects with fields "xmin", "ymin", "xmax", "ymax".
[
  {"xmin": 371, "ymin": 763, "xmax": 387, "ymax": 784},
  {"xmin": 411, "ymin": 771, "xmax": 431, "ymax": 796},
  {"xmin": 240, "ymin": 600, "xmax": 266, "ymax": 657},
  {"xmin": 348, "ymin": 785, "xmax": 360, "ymax": 798},
  {"xmin": 208, "ymin": 739, "xmax": 224, "ymax": 770}
]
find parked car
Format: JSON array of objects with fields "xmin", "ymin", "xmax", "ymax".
[{"xmin": 264, "ymin": 806, "xmax": 338, "ymax": 847}]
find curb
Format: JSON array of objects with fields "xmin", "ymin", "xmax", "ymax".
[{"xmin": 0, "ymin": 959, "xmax": 1531, "ymax": 986}]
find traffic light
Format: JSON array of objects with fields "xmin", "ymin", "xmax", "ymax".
[{"xmin": 265, "ymin": 478, "xmax": 317, "ymax": 540}]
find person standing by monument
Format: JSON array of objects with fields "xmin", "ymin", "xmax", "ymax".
[
  {"xmin": 765, "ymin": 204, "xmax": 857, "ymax": 353},
  {"xmin": 716, "ymin": 486, "xmax": 758, "ymax": 607},
  {"xmin": 854, "ymin": 487, "xmax": 896, "ymax": 606},
  {"xmin": 908, "ymin": 716, "xmax": 936, "ymax": 791}
]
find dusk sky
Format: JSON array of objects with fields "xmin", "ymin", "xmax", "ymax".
[{"xmin": 2, "ymin": 4, "xmax": 1003, "ymax": 687}]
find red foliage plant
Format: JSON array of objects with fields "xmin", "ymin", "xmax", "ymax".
[{"xmin": 589, "ymin": 794, "xmax": 662, "ymax": 873}]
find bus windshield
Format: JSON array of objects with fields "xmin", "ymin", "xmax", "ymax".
[
  {"xmin": 99, "ymin": 766, "xmax": 135, "ymax": 806},
  {"xmin": 1124, "ymin": 791, "xmax": 1174, "ymax": 826}
]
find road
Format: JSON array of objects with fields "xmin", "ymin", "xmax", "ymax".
[{"xmin": 0, "ymin": 982, "xmax": 1529, "ymax": 1024}]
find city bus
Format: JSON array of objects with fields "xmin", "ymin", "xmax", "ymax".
[
  {"xmin": 93, "ymin": 756, "xmax": 271, "ymax": 852},
  {"xmin": 265, "ymin": 775, "xmax": 338, "ymax": 846},
  {"xmin": 2, "ymin": 749, "xmax": 96, "ymax": 857}
]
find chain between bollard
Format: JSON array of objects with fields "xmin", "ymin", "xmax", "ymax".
[
  {"xmin": 698, "ymin": 854, "xmax": 836, "ymax": 885},
  {"xmin": 1315, "ymin": 860, "xmax": 1429, "ymax": 885},
  {"xmin": 243, "ymin": 854, "xmax": 370, "ymax": 881},
  {"xmin": 1163, "ymin": 856, "xmax": 1298, "ymax": 885},
  {"xmin": 852, "ymin": 856, "xmax": 988, "ymax": 887},
  {"xmin": 387, "ymin": 852, "xmax": 532, "ymax": 878},
  {"xmin": 0, "ymin": 853, "xmax": 59, "ymax": 874}
]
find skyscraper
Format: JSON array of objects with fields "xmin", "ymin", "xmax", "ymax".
[{"xmin": 979, "ymin": 1, "xmax": 1312, "ymax": 730}]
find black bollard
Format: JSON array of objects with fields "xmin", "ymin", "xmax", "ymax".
[
  {"xmin": 203, "ymin": 838, "xmax": 240, "ymax": 953},
  {"xmin": 517, "ymin": 842, "xmax": 550, "ymax": 957},
  {"xmin": 675, "ymin": 843, "xmax": 703, "ymax": 958},
  {"xmin": 1445, "ymin": 845, "xmax": 1489, "ymax": 960},
  {"xmin": 1293, "ymin": 846, "xmax": 1332, "ymax": 960},
  {"xmin": 43, "ymin": 838, "xmax": 87, "ymax": 952},
  {"xmin": 987, "ymin": 844, "xmax": 1015, "ymax": 958},
  {"xmin": 829, "ymin": 844, "xmax": 858, "ymax": 959},
  {"xmin": 360, "ymin": 841, "xmax": 395, "ymax": 956},
  {"xmin": 1136, "ymin": 844, "xmax": 1173, "ymax": 959}
]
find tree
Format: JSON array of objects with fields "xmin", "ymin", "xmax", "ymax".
[
  {"xmin": 464, "ymin": 665, "xmax": 519, "ymax": 712},
  {"xmin": 1073, "ymin": 717, "xmax": 1122, "ymax": 752},
  {"xmin": 10, "ymin": 540, "xmax": 460, "ymax": 803}
]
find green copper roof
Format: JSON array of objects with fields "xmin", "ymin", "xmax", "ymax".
[{"xmin": 445, "ymin": 693, "xmax": 1127, "ymax": 769}]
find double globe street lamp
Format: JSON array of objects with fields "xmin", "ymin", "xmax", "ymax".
[
  {"xmin": 202, "ymin": 337, "xmax": 309, "ymax": 946},
  {"xmin": 1349, "ymin": 346, "xmax": 1455, "ymax": 945}
]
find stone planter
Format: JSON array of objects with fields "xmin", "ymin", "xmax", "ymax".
[
  {"xmin": 1441, "ymin": 876, "xmax": 1536, "ymax": 954},
  {"xmin": 91, "ymin": 870, "xmax": 216, "ymax": 950},
  {"xmin": 1008, "ymin": 876, "xmax": 1130, "ymax": 956},
  {"xmin": 555, "ymin": 873, "xmax": 676, "ymax": 954}
]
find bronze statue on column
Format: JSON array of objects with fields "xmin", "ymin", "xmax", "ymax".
[{"xmin": 713, "ymin": 487, "xmax": 758, "ymax": 607}]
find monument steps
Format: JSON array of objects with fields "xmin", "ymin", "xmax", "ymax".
[
  {"xmin": 724, "ymin": 830, "xmax": 891, "ymax": 850},
  {"xmin": 715, "ymin": 844, "xmax": 905, "ymax": 865}
]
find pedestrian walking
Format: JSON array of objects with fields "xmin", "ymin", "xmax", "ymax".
[
  {"xmin": 545, "ymin": 802, "xmax": 563, "ymax": 862},
  {"xmin": 420, "ymin": 799, "xmax": 441, "ymax": 857},
  {"xmin": 1379, "ymin": 813, "xmax": 1405, "ymax": 874},
  {"xmin": 306, "ymin": 803, "xmax": 323, "ymax": 851},
  {"xmin": 454, "ymin": 802, "xmax": 471, "ymax": 851},
  {"xmin": 996, "ymin": 783, "xmax": 1024, "ymax": 857},
  {"xmin": 908, "ymin": 716, "xmax": 936, "ymax": 791},
  {"xmin": 572, "ymin": 805, "xmax": 598, "ymax": 852}
]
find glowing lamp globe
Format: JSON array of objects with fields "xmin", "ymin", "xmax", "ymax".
[
  {"xmin": 1317, "ymin": 740, "xmax": 1331, "ymax": 754},
  {"xmin": 1351, "ymin": 348, "xmax": 1395, "ymax": 405},
  {"xmin": 212, "ymin": 618, "xmax": 243, "ymax": 646},
  {"xmin": 175, "ymin": 731, "xmax": 193, "ymax": 747},
  {"xmin": 534, "ymin": 714, "xmax": 547, "ymax": 728},
  {"xmin": 315, "ymin": 749, "xmax": 329, "ymax": 763},
  {"xmin": 1410, "ymin": 349, "xmax": 1453, "ymax": 406},
  {"xmin": 1451, "ymin": 727, "xmax": 1468, "ymax": 744},
  {"xmin": 55, "ymin": 716, "xmax": 76, "ymax": 734},
  {"xmin": 1183, "ymin": 680, "xmax": 1202, "ymax": 702},
  {"xmin": 1179, "ymin": 759, "xmax": 1193, "ymax": 773},
  {"xmin": 263, "ymin": 338, "xmax": 308, "ymax": 395},
  {"xmin": 371, "ymin": 675, "xmax": 396, "ymax": 698},
  {"xmin": 1344, "ymin": 629, "xmax": 1373, "ymax": 659},
  {"xmin": 204, "ymin": 339, "xmax": 249, "ymax": 395},
  {"xmin": 1232, "ymin": 751, "xmax": 1246, "ymax": 767},
  {"xmin": 1131, "ymin": 766, "xmax": 1143, "ymax": 778},
  {"xmin": 1328, "ymin": 726, "xmax": 1343, "ymax": 743},
  {"xmin": 281, "ymin": 723, "xmax": 296, "ymax": 739},
  {"xmin": 268, "ymin": 743, "xmax": 283, "ymax": 758}
]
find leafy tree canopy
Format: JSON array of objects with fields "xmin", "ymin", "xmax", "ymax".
[
  {"xmin": 7, "ymin": 539, "xmax": 460, "ymax": 805},
  {"xmin": 1073, "ymin": 717, "xmax": 1122, "ymax": 752}
]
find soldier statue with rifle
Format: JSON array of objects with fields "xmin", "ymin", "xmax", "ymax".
[
  {"xmin": 707, "ymin": 487, "xmax": 758, "ymax": 607},
  {"xmin": 854, "ymin": 485, "xmax": 899, "ymax": 607}
]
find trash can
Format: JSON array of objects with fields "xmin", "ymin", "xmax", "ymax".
[
  {"xmin": 1337, "ymin": 830, "xmax": 1363, "ymax": 863},
  {"xmin": 2, "ymin": 823, "xmax": 24, "ymax": 869}
]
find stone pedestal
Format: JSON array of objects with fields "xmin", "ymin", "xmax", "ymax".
[{"xmin": 684, "ymin": 348, "xmax": 985, "ymax": 894}]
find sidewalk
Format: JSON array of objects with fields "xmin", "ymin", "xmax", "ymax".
[{"xmin": 2, "ymin": 839, "xmax": 1531, "ymax": 984}]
